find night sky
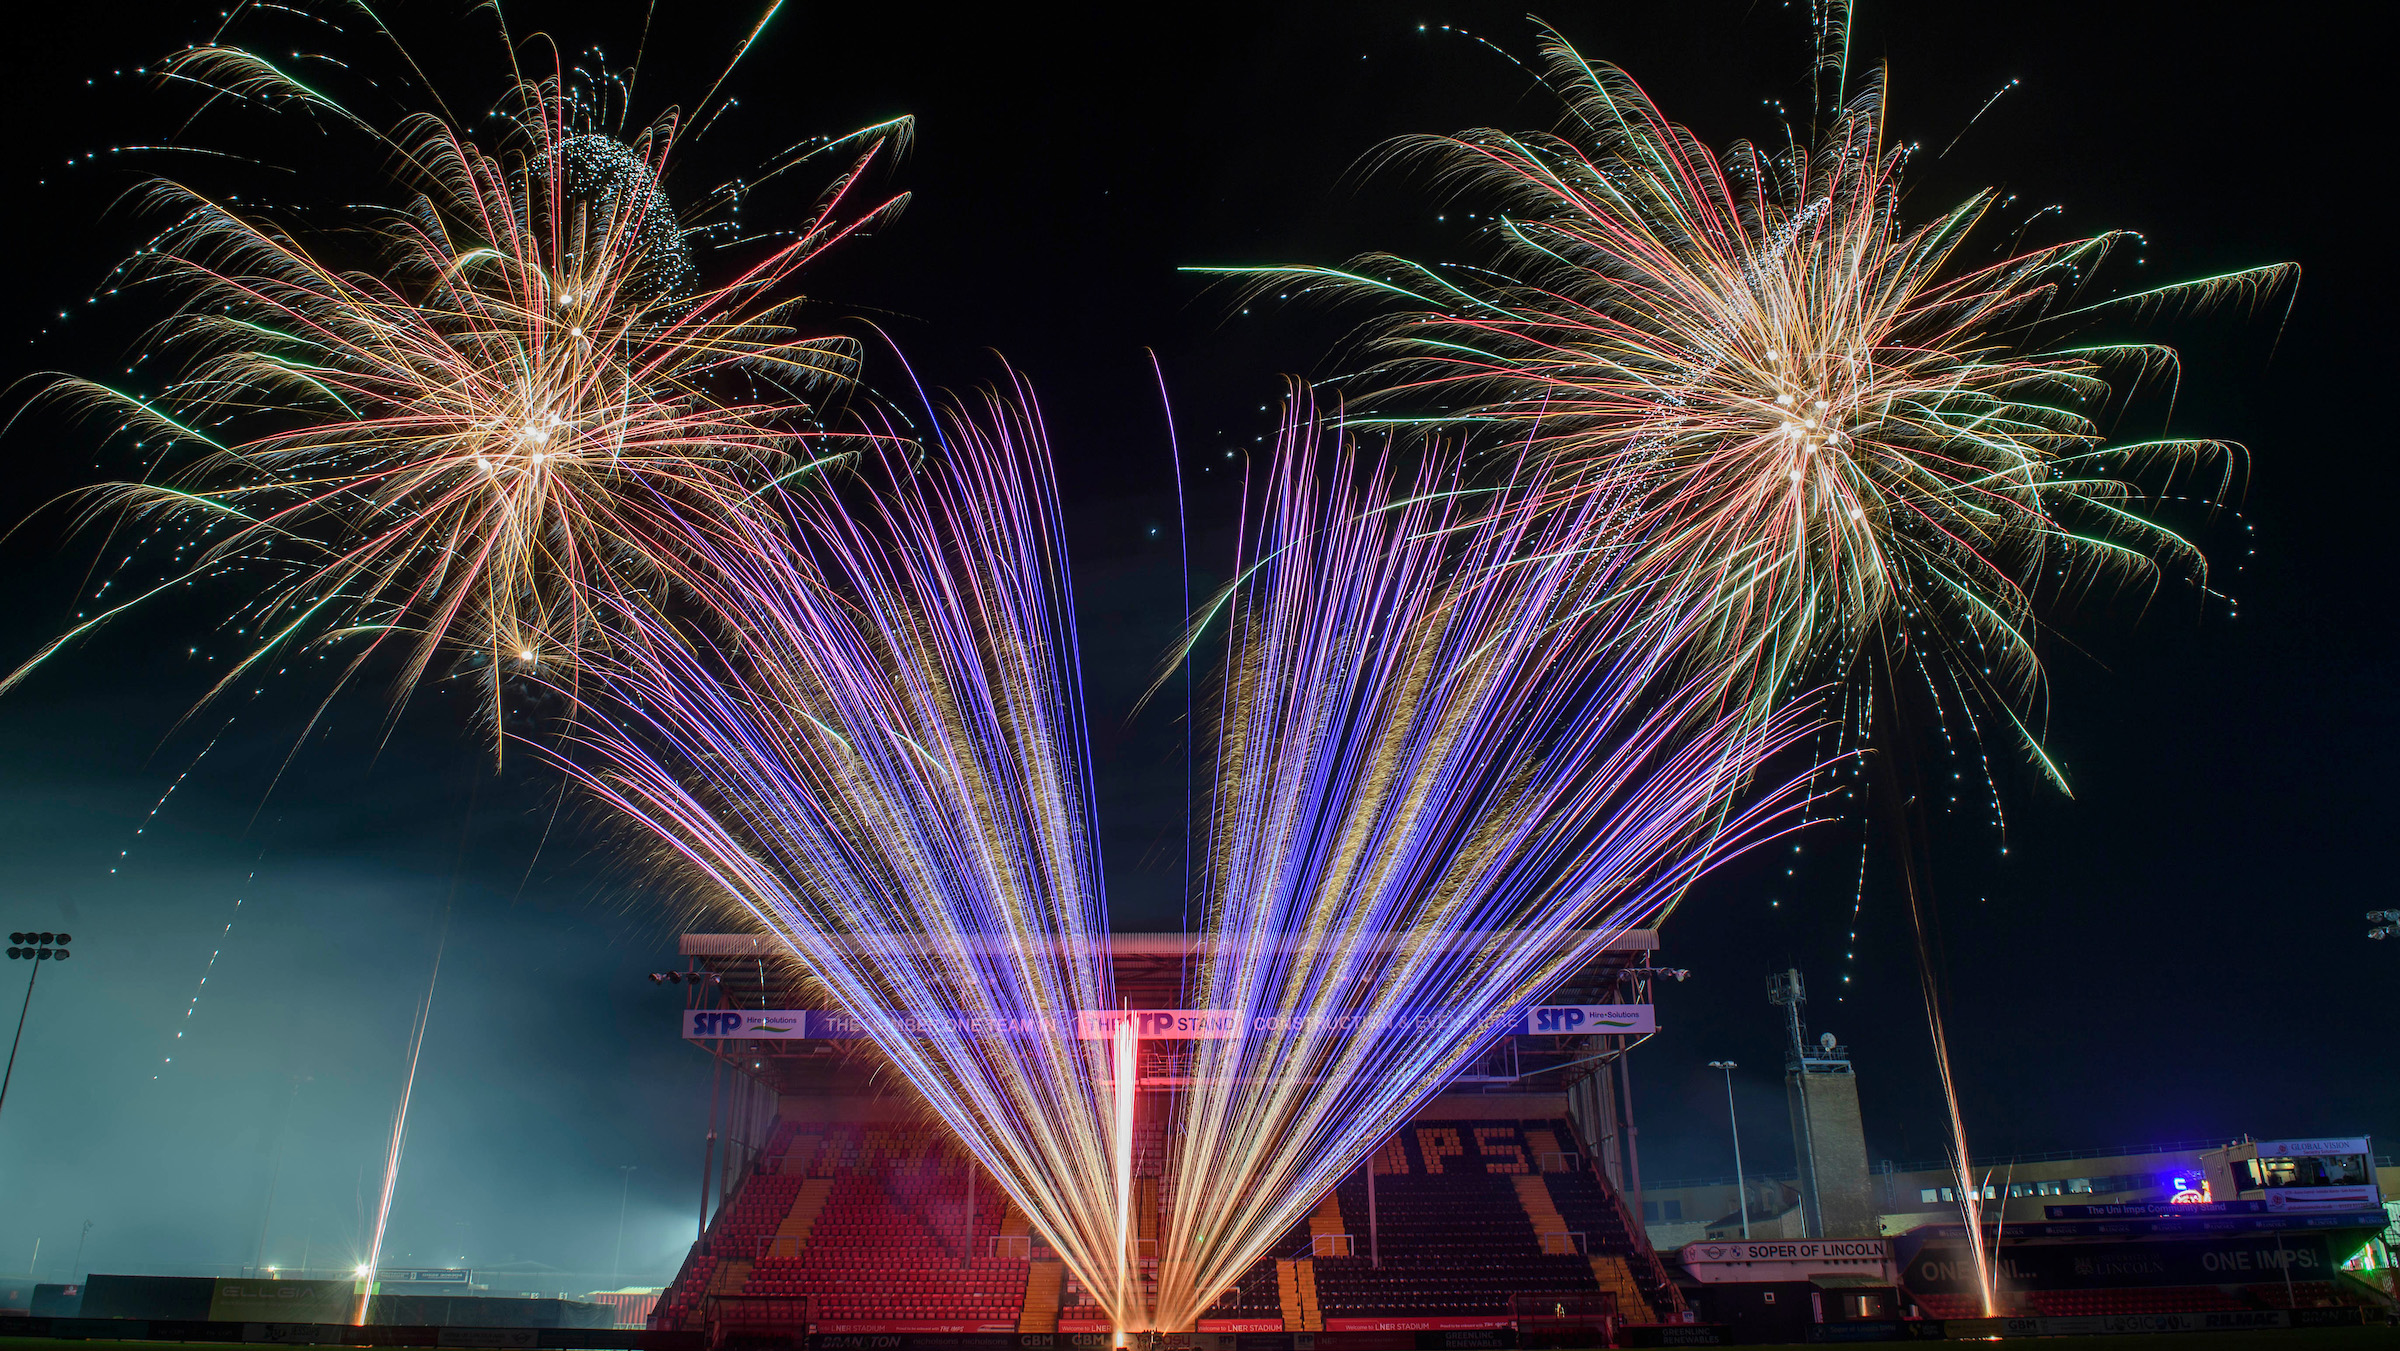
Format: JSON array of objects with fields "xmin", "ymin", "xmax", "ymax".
[{"xmin": 0, "ymin": 0, "xmax": 2387, "ymax": 1289}]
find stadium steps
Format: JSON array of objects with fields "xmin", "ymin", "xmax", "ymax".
[
  {"xmin": 1537, "ymin": 1121, "xmax": 1688, "ymax": 1321},
  {"xmin": 998, "ymin": 1197, "xmax": 1034, "ymax": 1257},
  {"xmin": 1308, "ymin": 1191, "xmax": 1351, "ymax": 1256},
  {"xmin": 1589, "ymin": 1254, "xmax": 1655, "ymax": 1324},
  {"xmin": 705, "ymin": 1259, "xmax": 752, "ymax": 1300},
  {"xmin": 763, "ymin": 1178, "xmax": 835, "ymax": 1259},
  {"xmin": 1274, "ymin": 1258, "xmax": 1322, "ymax": 1331},
  {"xmin": 1018, "ymin": 1261, "xmax": 1063, "ymax": 1332},
  {"xmin": 1524, "ymin": 1129, "xmax": 1566, "ymax": 1169},
  {"xmin": 781, "ymin": 1135, "xmax": 823, "ymax": 1177},
  {"xmin": 2335, "ymin": 1268, "xmax": 2400, "ymax": 1310},
  {"xmin": 1513, "ymin": 1175, "xmax": 1576, "ymax": 1255},
  {"xmin": 1138, "ymin": 1177, "xmax": 1160, "ymax": 1254}
]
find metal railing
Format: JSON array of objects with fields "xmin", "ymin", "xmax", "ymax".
[
  {"xmin": 1536, "ymin": 1151, "xmax": 1585, "ymax": 1174},
  {"xmin": 703, "ymin": 1294, "xmax": 809, "ymax": 1349},
  {"xmin": 991, "ymin": 1235, "xmax": 1033, "ymax": 1260},
  {"xmin": 1649, "ymin": 1138, "xmax": 2378, "ymax": 1190},
  {"xmin": 1537, "ymin": 1229, "xmax": 1588, "ymax": 1256}
]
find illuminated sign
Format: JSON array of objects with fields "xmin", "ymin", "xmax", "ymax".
[
  {"xmin": 1520, "ymin": 1004, "xmax": 1656, "ymax": 1035},
  {"xmin": 1076, "ymin": 1010, "xmax": 1243, "ymax": 1040},
  {"xmin": 2264, "ymin": 1187, "xmax": 2382, "ymax": 1213},
  {"xmin": 681, "ymin": 1004, "xmax": 1655, "ymax": 1041},
  {"xmin": 2256, "ymin": 1137, "xmax": 2371, "ymax": 1158}
]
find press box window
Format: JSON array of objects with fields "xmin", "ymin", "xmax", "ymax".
[{"xmin": 2237, "ymin": 1153, "xmax": 2372, "ymax": 1190}]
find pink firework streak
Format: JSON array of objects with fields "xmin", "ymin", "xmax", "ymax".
[{"xmin": 559, "ymin": 385, "xmax": 1815, "ymax": 1332}]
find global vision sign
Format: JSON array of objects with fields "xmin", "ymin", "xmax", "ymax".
[{"xmin": 683, "ymin": 1004, "xmax": 1654, "ymax": 1041}]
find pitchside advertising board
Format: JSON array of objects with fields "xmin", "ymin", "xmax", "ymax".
[
  {"xmin": 681, "ymin": 1005, "xmax": 1655, "ymax": 1041},
  {"xmin": 1898, "ymin": 1233, "xmax": 2345, "ymax": 1292},
  {"xmin": 814, "ymin": 1336, "xmax": 1520, "ymax": 1351}
]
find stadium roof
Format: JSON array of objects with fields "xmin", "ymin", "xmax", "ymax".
[
  {"xmin": 678, "ymin": 928, "xmax": 1660, "ymax": 1014},
  {"xmin": 672, "ymin": 928, "xmax": 1669, "ymax": 1096}
]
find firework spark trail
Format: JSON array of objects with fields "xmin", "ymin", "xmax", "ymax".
[
  {"xmin": 1151, "ymin": 409, "xmax": 1816, "ymax": 1326},
  {"xmin": 9, "ymin": 33, "xmax": 912, "ymax": 751},
  {"xmin": 356, "ymin": 905, "xmax": 449, "ymax": 1324},
  {"xmin": 1191, "ymin": 29, "xmax": 2291, "ymax": 764},
  {"xmin": 569, "ymin": 387, "xmax": 1815, "ymax": 1331},
  {"xmin": 1193, "ymin": 24, "xmax": 2281, "ymax": 1308},
  {"xmin": 560, "ymin": 380, "xmax": 1140, "ymax": 1325},
  {"xmin": 155, "ymin": 846, "xmax": 265, "ymax": 1081}
]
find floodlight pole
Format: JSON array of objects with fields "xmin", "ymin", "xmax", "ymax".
[
  {"xmin": 0, "ymin": 959, "xmax": 42, "ymax": 1124},
  {"xmin": 1709, "ymin": 1061, "xmax": 1751, "ymax": 1240}
]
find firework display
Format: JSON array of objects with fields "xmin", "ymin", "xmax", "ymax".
[
  {"xmin": 3, "ymin": 5, "xmax": 2290, "ymax": 1340},
  {"xmin": 1151, "ymin": 409, "xmax": 1812, "ymax": 1326},
  {"xmin": 565, "ymin": 385, "xmax": 1137, "ymax": 1323},
  {"xmin": 7, "ymin": 43, "xmax": 910, "ymax": 740},
  {"xmin": 560, "ymin": 387, "xmax": 1813, "ymax": 1329},
  {"xmin": 1185, "ymin": 25, "xmax": 2286, "ymax": 1318},
  {"xmin": 1194, "ymin": 31, "xmax": 2288, "ymax": 763}
]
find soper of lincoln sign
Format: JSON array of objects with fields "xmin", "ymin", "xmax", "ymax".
[{"xmin": 1678, "ymin": 1239, "xmax": 1895, "ymax": 1284}]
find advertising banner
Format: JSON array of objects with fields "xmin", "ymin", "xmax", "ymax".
[
  {"xmin": 684, "ymin": 1005, "xmax": 1653, "ymax": 1041},
  {"xmin": 686, "ymin": 1009, "xmax": 815, "ymax": 1039},
  {"xmin": 206, "ymin": 1278, "xmax": 354, "ymax": 1323},
  {"xmin": 1680, "ymin": 1239, "xmax": 1890, "ymax": 1276},
  {"xmin": 1516, "ymin": 1005, "xmax": 1655, "ymax": 1035},
  {"xmin": 1899, "ymin": 1234, "xmax": 2340, "ymax": 1293},
  {"xmin": 683, "ymin": 1009, "xmax": 1071, "ymax": 1040},
  {"xmin": 1076, "ymin": 1010, "xmax": 1243, "ymax": 1039},
  {"xmin": 2044, "ymin": 1202, "xmax": 2265, "ymax": 1218},
  {"xmin": 2263, "ymin": 1186, "xmax": 2382, "ymax": 1213},
  {"xmin": 2257, "ymin": 1137, "xmax": 2371, "ymax": 1158}
]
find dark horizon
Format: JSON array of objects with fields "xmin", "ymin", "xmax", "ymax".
[{"xmin": 0, "ymin": 0, "xmax": 2387, "ymax": 1288}]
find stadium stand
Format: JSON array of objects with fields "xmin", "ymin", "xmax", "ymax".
[
  {"xmin": 1905, "ymin": 1293, "xmax": 1992, "ymax": 1319},
  {"xmin": 2247, "ymin": 1280, "xmax": 2348, "ymax": 1309},
  {"xmin": 1312, "ymin": 1117, "xmax": 1680, "ymax": 1327},
  {"xmin": 1200, "ymin": 1260, "xmax": 1284, "ymax": 1324},
  {"xmin": 658, "ymin": 930, "xmax": 1683, "ymax": 1336},
  {"xmin": 2026, "ymin": 1287, "xmax": 2249, "ymax": 1315},
  {"xmin": 655, "ymin": 1120, "xmax": 1030, "ymax": 1332},
  {"xmin": 656, "ymin": 1109, "xmax": 1685, "ymax": 1334}
]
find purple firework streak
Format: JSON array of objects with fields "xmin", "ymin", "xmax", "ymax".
[
  {"xmin": 561, "ymin": 385, "xmax": 1814, "ymax": 1332},
  {"xmin": 564, "ymin": 378, "xmax": 1135, "ymax": 1318},
  {"xmin": 1152, "ymin": 408, "xmax": 1813, "ymax": 1324}
]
